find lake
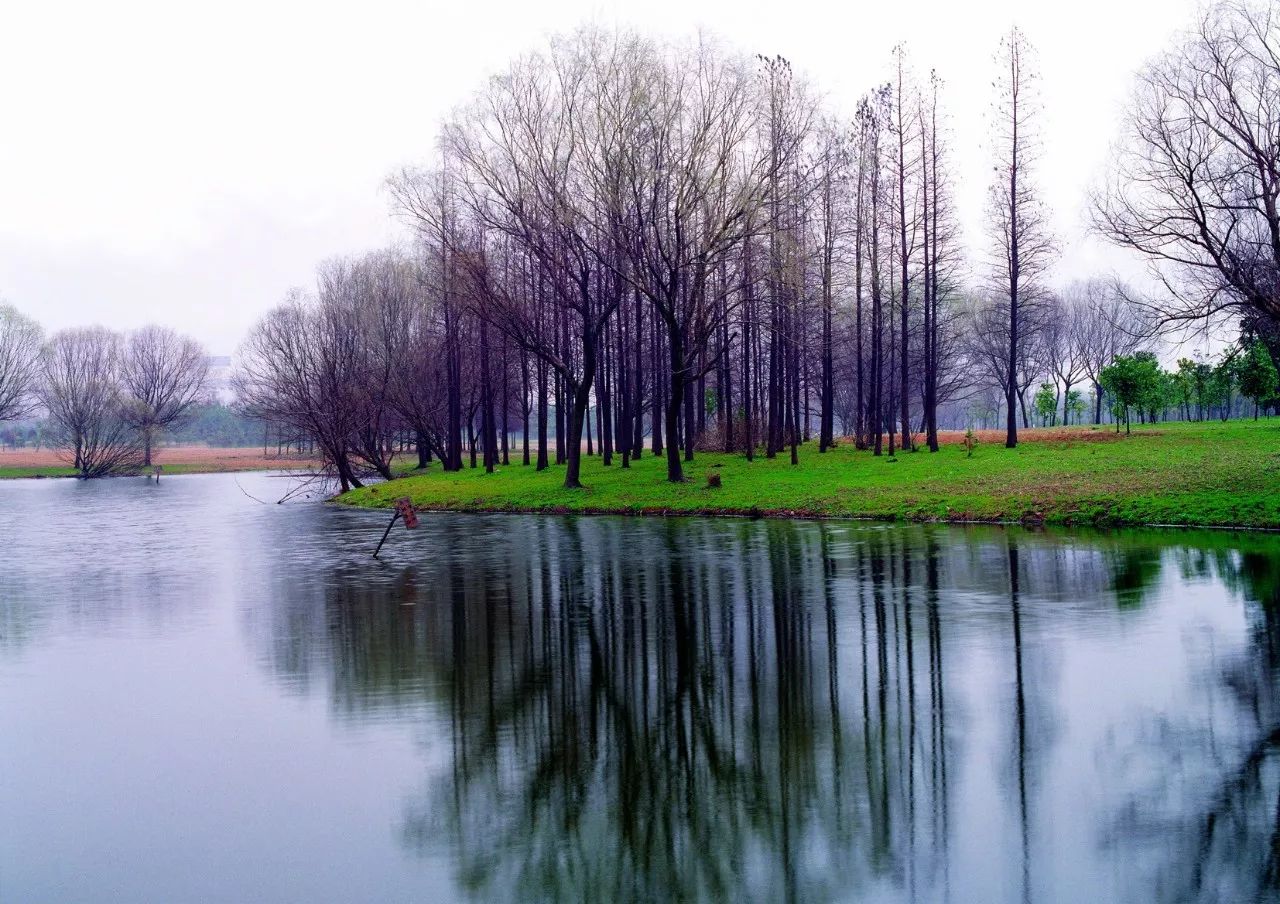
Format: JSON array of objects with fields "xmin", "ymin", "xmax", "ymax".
[{"xmin": 2, "ymin": 472, "xmax": 1278, "ymax": 903}]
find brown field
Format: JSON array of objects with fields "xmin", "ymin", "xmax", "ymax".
[
  {"xmin": 930, "ymin": 425, "xmax": 1142, "ymax": 445},
  {"xmin": 0, "ymin": 445, "xmax": 319, "ymax": 475}
]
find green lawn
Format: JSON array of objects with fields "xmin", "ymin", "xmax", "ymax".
[
  {"xmin": 0, "ymin": 465, "xmax": 79, "ymax": 479},
  {"xmin": 339, "ymin": 420, "xmax": 1280, "ymax": 529}
]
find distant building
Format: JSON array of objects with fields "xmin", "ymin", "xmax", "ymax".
[{"xmin": 206, "ymin": 355, "xmax": 235, "ymax": 404}]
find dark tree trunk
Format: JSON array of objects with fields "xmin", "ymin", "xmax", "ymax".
[
  {"xmin": 480, "ymin": 319, "xmax": 495, "ymax": 474},
  {"xmin": 742, "ymin": 240, "xmax": 755, "ymax": 461},
  {"xmin": 664, "ymin": 323, "xmax": 685, "ymax": 483},
  {"xmin": 521, "ymin": 350, "xmax": 530, "ymax": 466},
  {"xmin": 683, "ymin": 372, "xmax": 695, "ymax": 463},
  {"xmin": 563, "ymin": 381, "xmax": 591, "ymax": 489},
  {"xmin": 416, "ymin": 428, "xmax": 429, "ymax": 470},
  {"xmin": 500, "ymin": 333, "xmax": 510, "ymax": 466},
  {"xmin": 652, "ymin": 314, "xmax": 665, "ymax": 458},
  {"xmin": 536, "ymin": 357, "xmax": 549, "ymax": 471},
  {"xmin": 445, "ymin": 304, "xmax": 463, "ymax": 471},
  {"xmin": 820, "ymin": 241, "xmax": 834, "ymax": 452},
  {"xmin": 632, "ymin": 289, "xmax": 644, "ymax": 458}
]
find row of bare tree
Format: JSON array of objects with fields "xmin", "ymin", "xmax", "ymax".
[
  {"xmin": 235, "ymin": 1, "xmax": 1280, "ymax": 490},
  {"xmin": 237, "ymin": 27, "xmax": 1076, "ymax": 490},
  {"xmin": 0, "ymin": 305, "xmax": 208, "ymax": 476}
]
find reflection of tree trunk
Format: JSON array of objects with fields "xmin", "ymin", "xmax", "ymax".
[
  {"xmin": 1009, "ymin": 538, "xmax": 1031, "ymax": 904},
  {"xmin": 396, "ymin": 518, "xmax": 966, "ymax": 900},
  {"xmin": 823, "ymin": 529, "xmax": 844, "ymax": 823},
  {"xmin": 872, "ymin": 542, "xmax": 891, "ymax": 857},
  {"xmin": 926, "ymin": 535, "xmax": 951, "ymax": 896},
  {"xmin": 904, "ymin": 545, "xmax": 918, "ymax": 895},
  {"xmin": 1183, "ymin": 725, "xmax": 1280, "ymax": 895}
]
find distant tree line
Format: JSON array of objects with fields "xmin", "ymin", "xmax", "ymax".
[
  {"xmin": 167, "ymin": 403, "xmax": 265, "ymax": 448},
  {"xmin": 1092, "ymin": 339, "xmax": 1280, "ymax": 433},
  {"xmin": 0, "ymin": 306, "xmax": 210, "ymax": 476}
]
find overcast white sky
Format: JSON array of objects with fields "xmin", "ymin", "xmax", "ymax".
[{"xmin": 0, "ymin": 0, "xmax": 1200, "ymax": 354}]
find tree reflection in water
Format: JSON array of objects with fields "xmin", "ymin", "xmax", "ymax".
[
  {"xmin": 388, "ymin": 518, "xmax": 958, "ymax": 903},
  {"xmin": 1099, "ymin": 540, "xmax": 1280, "ymax": 903},
  {"xmin": 240, "ymin": 516, "xmax": 1280, "ymax": 904}
]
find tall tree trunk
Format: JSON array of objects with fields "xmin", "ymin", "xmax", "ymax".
[
  {"xmin": 563, "ymin": 382, "xmax": 591, "ymax": 489},
  {"xmin": 416, "ymin": 428, "xmax": 429, "ymax": 470},
  {"xmin": 897, "ymin": 85, "xmax": 912, "ymax": 454},
  {"xmin": 1005, "ymin": 99, "xmax": 1021, "ymax": 449},
  {"xmin": 500, "ymin": 333, "xmax": 510, "ymax": 466},
  {"xmin": 742, "ymin": 238, "xmax": 755, "ymax": 461},
  {"xmin": 536, "ymin": 357, "xmax": 549, "ymax": 471},
  {"xmin": 683, "ymin": 372, "xmax": 695, "ymax": 462},
  {"xmin": 521, "ymin": 350, "xmax": 530, "ymax": 466},
  {"xmin": 820, "ymin": 177, "xmax": 834, "ymax": 452},
  {"xmin": 632, "ymin": 287, "xmax": 644, "ymax": 459},
  {"xmin": 480, "ymin": 319, "xmax": 495, "ymax": 474},
  {"xmin": 445, "ymin": 305, "xmax": 463, "ymax": 471},
  {"xmin": 665, "ymin": 323, "xmax": 685, "ymax": 482}
]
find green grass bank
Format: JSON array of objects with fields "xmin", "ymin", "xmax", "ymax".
[{"xmin": 339, "ymin": 420, "xmax": 1280, "ymax": 529}]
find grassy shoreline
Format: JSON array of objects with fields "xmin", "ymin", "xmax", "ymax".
[{"xmin": 339, "ymin": 421, "xmax": 1280, "ymax": 530}]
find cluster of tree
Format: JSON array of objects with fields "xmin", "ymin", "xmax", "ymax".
[
  {"xmin": 0, "ymin": 422, "xmax": 43, "ymax": 450},
  {"xmin": 241, "ymin": 25, "xmax": 1098, "ymax": 490},
  {"xmin": 968, "ymin": 276, "xmax": 1152, "ymax": 430},
  {"xmin": 1096, "ymin": 338, "xmax": 1280, "ymax": 433},
  {"xmin": 236, "ymin": 251, "xmax": 451, "ymax": 491},
  {"xmin": 166, "ymin": 403, "xmax": 266, "ymax": 448},
  {"xmin": 0, "ymin": 303, "xmax": 210, "ymax": 476}
]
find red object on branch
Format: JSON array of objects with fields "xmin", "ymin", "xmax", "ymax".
[{"xmin": 394, "ymin": 497, "xmax": 418, "ymax": 529}]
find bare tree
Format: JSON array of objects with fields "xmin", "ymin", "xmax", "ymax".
[
  {"xmin": 919, "ymin": 70, "xmax": 965, "ymax": 450},
  {"xmin": 986, "ymin": 26, "xmax": 1055, "ymax": 448},
  {"xmin": 865, "ymin": 86, "xmax": 891, "ymax": 456},
  {"xmin": 121, "ymin": 325, "xmax": 209, "ymax": 466},
  {"xmin": 1071, "ymin": 278, "xmax": 1149, "ymax": 424},
  {"xmin": 394, "ymin": 33, "xmax": 623, "ymax": 489},
  {"xmin": 961, "ymin": 292, "xmax": 1045, "ymax": 429},
  {"xmin": 0, "ymin": 303, "xmax": 43, "ymax": 423},
  {"xmin": 1094, "ymin": 0, "xmax": 1280, "ymax": 332},
  {"xmin": 343, "ymin": 251, "xmax": 421, "ymax": 480},
  {"xmin": 39, "ymin": 327, "xmax": 144, "ymax": 478},
  {"xmin": 236, "ymin": 289, "xmax": 367, "ymax": 492},
  {"xmin": 1039, "ymin": 293, "xmax": 1088, "ymax": 425},
  {"xmin": 889, "ymin": 44, "xmax": 921, "ymax": 452},
  {"xmin": 814, "ymin": 117, "xmax": 849, "ymax": 452},
  {"xmin": 612, "ymin": 42, "xmax": 781, "ymax": 480},
  {"xmin": 387, "ymin": 253, "xmax": 450, "ymax": 469}
]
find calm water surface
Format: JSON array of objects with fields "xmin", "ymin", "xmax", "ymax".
[{"xmin": 2, "ymin": 472, "xmax": 1280, "ymax": 903}]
